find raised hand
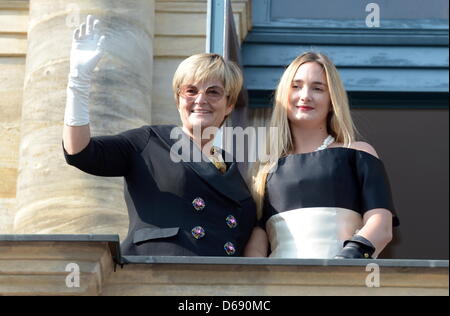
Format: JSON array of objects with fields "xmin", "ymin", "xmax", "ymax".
[
  {"xmin": 69, "ymin": 15, "xmax": 106, "ymax": 81},
  {"xmin": 65, "ymin": 15, "xmax": 106, "ymax": 127}
]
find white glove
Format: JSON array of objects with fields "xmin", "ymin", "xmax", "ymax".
[{"xmin": 65, "ymin": 15, "xmax": 106, "ymax": 126}]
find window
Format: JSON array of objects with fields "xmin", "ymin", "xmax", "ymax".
[
  {"xmin": 244, "ymin": 0, "xmax": 449, "ymax": 108},
  {"xmin": 271, "ymin": 0, "xmax": 449, "ymax": 21}
]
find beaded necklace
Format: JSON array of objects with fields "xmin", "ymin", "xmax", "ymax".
[{"xmin": 315, "ymin": 135, "xmax": 335, "ymax": 151}]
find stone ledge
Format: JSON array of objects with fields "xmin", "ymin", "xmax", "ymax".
[
  {"xmin": 0, "ymin": 0, "xmax": 29, "ymax": 10},
  {"xmin": 122, "ymin": 255, "xmax": 449, "ymax": 268},
  {"xmin": 0, "ymin": 235, "xmax": 119, "ymax": 295},
  {"xmin": 0, "ymin": 234, "xmax": 448, "ymax": 296}
]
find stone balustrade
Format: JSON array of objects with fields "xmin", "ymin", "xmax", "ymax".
[{"xmin": 0, "ymin": 235, "xmax": 448, "ymax": 296}]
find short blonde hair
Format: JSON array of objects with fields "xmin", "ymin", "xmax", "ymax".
[{"xmin": 172, "ymin": 53, "xmax": 243, "ymax": 107}]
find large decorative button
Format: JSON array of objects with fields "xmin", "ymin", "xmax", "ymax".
[
  {"xmin": 226, "ymin": 215, "xmax": 238, "ymax": 229},
  {"xmin": 192, "ymin": 197, "xmax": 206, "ymax": 211},
  {"xmin": 224, "ymin": 242, "xmax": 236, "ymax": 255},
  {"xmin": 191, "ymin": 226, "xmax": 205, "ymax": 239}
]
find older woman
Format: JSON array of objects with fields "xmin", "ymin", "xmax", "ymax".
[
  {"xmin": 245, "ymin": 52, "xmax": 399, "ymax": 259},
  {"xmin": 63, "ymin": 16, "xmax": 256, "ymax": 256}
]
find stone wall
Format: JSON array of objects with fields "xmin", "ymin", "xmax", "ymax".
[
  {"xmin": 152, "ymin": 0, "xmax": 251, "ymax": 125},
  {"xmin": 0, "ymin": 0, "xmax": 28, "ymax": 233}
]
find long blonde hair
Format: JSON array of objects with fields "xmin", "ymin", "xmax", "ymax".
[{"xmin": 251, "ymin": 52, "xmax": 357, "ymax": 219}]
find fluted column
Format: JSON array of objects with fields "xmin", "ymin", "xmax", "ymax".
[{"xmin": 14, "ymin": 0, "xmax": 154, "ymax": 239}]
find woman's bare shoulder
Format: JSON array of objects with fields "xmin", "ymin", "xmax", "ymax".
[{"xmin": 348, "ymin": 141, "xmax": 379, "ymax": 159}]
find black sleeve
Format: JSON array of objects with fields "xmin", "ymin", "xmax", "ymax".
[
  {"xmin": 63, "ymin": 126, "xmax": 152, "ymax": 177},
  {"xmin": 355, "ymin": 150, "xmax": 400, "ymax": 226}
]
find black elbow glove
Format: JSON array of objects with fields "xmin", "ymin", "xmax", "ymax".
[{"xmin": 334, "ymin": 235, "xmax": 376, "ymax": 259}]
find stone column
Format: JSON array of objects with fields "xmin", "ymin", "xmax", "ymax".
[
  {"xmin": 14, "ymin": 0, "xmax": 154, "ymax": 240},
  {"xmin": 0, "ymin": 1, "xmax": 28, "ymax": 234}
]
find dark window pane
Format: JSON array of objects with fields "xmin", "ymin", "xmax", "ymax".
[{"xmin": 271, "ymin": 0, "xmax": 449, "ymax": 20}]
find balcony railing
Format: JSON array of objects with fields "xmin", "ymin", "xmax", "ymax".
[{"xmin": 0, "ymin": 234, "xmax": 448, "ymax": 296}]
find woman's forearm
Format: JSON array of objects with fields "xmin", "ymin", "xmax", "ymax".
[
  {"xmin": 63, "ymin": 16, "xmax": 105, "ymax": 155},
  {"xmin": 244, "ymin": 227, "xmax": 269, "ymax": 257},
  {"xmin": 357, "ymin": 209, "xmax": 393, "ymax": 258}
]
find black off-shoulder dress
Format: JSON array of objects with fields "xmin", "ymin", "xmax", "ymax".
[{"xmin": 260, "ymin": 147, "xmax": 399, "ymax": 259}]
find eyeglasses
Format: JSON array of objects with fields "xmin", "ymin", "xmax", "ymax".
[{"xmin": 178, "ymin": 85, "xmax": 226, "ymax": 103}]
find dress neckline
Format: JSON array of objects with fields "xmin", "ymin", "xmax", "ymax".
[{"xmin": 281, "ymin": 146, "xmax": 381, "ymax": 162}]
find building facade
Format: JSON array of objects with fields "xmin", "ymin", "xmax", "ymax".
[{"xmin": 0, "ymin": 0, "xmax": 448, "ymax": 265}]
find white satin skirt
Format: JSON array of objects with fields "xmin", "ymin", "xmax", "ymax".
[{"xmin": 266, "ymin": 207, "xmax": 363, "ymax": 259}]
